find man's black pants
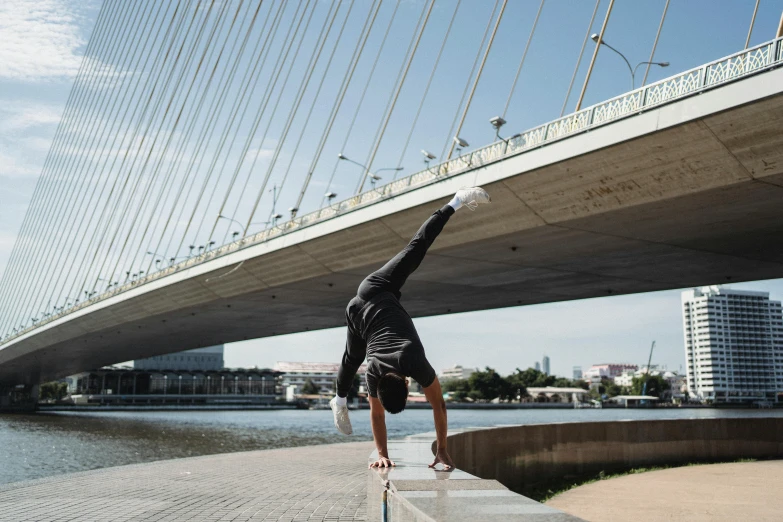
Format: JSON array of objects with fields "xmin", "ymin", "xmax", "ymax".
[{"xmin": 357, "ymin": 204, "xmax": 455, "ymax": 301}]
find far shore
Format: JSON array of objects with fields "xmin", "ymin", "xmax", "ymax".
[{"xmin": 31, "ymin": 401, "xmax": 759, "ymax": 413}]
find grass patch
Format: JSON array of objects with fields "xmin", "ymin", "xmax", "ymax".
[{"xmin": 529, "ymin": 458, "xmax": 758, "ymax": 503}]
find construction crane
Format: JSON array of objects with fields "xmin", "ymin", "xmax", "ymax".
[{"xmin": 642, "ymin": 340, "xmax": 656, "ymax": 397}]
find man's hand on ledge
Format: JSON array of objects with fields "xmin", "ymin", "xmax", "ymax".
[
  {"xmin": 428, "ymin": 449, "xmax": 455, "ymax": 472},
  {"xmin": 369, "ymin": 456, "xmax": 396, "ymax": 469}
]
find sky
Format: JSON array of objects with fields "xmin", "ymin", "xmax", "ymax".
[{"xmin": 1, "ymin": 0, "xmax": 783, "ymax": 378}]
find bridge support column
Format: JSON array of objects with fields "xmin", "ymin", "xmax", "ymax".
[{"xmin": 0, "ymin": 382, "xmax": 39, "ymax": 412}]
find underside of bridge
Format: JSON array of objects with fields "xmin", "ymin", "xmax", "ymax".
[{"xmin": 2, "ymin": 73, "xmax": 782, "ymax": 385}]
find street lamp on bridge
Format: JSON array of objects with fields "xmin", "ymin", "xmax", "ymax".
[
  {"xmin": 338, "ymin": 153, "xmax": 403, "ymax": 192},
  {"xmin": 590, "ymin": 34, "xmax": 669, "ymax": 89}
]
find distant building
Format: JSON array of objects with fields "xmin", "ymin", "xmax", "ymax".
[
  {"xmin": 682, "ymin": 286, "xmax": 783, "ymax": 403},
  {"xmin": 68, "ymin": 366, "xmax": 280, "ymax": 405},
  {"xmin": 584, "ymin": 363, "xmax": 638, "ymax": 382},
  {"xmin": 572, "ymin": 366, "xmax": 583, "ymax": 380},
  {"xmin": 526, "ymin": 387, "xmax": 590, "ymax": 404},
  {"xmin": 614, "ymin": 369, "xmax": 636, "ymax": 387},
  {"xmin": 440, "ymin": 365, "xmax": 477, "ymax": 381},
  {"xmin": 614, "ymin": 367, "xmax": 685, "ymax": 400},
  {"xmin": 542, "ymin": 356, "xmax": 550, "ymax": 376},
  {"xmin": 534, "ymin": 362, "xmax": 541, "ymax": 372},
  {"xmin": 134, "ymin": 345, "xmax": 224, "ymax": 371},
  {"xmin": 275, "ymin": 361, "xmax": 367, "ymax": 395}
]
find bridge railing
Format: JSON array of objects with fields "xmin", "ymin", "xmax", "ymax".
[{"xmin": 3, "ymin": 37, "xmax": 782, "ymax": 346}]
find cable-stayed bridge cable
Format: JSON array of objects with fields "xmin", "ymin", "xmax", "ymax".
[
  {"xmin": 173, "ymin": 0, "xmax": 312, "ymax": 255},
  {"xmin": 29, "ymin": 0, "xmax": 165, "ymax": 322},
  {"xmin": 394, "ymin": 0, "xmax": 461, "ymax": 176},
  {"xmin": 438, "ymin": 0, "xmax": 500, "ymax": 163},
  {"xmin": 641, "ymin": 0, "xmax": 669, "ymax": 87},
  {"xmin": 243, "ymin": 0, "xmax": 345, "ymax": 231},
  {"xmin": 293, "ymin": 0, "xmax": 383, "ymax": 212},
  {"xmin": 352, "ymin": 0, "xmax": 430, "ymax": 195},
  {"xmin": 323, "ymin": 0, "xmax": 398, "ymax": 204},
  {"xmin": 0, "ymin": 0, "xmax": 134, "ymax": 333},
  {"xmin": 446, "ymin": 0, "xmax": 508, "ymax": 160},
  {"xmin": 156, "ymin": 0, "xmax": 289, "ymax": 261},
  {"xmin": 503, "ymin": 0, "xmax": 545, "ymax": 118},
  {"xmin": 357, "ymin": 0, "xmax": 435, "ymax": 194},
  {"xmin": 0, "ymin": 0, "xmax": 117, "ymax": 335},
  {"xmin": 560, "ymin": 0, "xmax": 600, "ymax": 117}
]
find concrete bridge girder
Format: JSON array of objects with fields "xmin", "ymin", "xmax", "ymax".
[{"xmin": 1, "ymin": 67, "xmax": 783, "ymax": 384}]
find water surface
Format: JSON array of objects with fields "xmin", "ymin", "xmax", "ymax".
[{"xmin": 2, "ymin": 407, "xmax": 781, "ymax": 485}]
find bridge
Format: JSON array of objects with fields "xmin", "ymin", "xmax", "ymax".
[{"xmin": 1, "ymin": 0, "xmax": 782, "ymax": 388}]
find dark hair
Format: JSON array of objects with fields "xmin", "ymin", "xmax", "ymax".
[{"xmin": 378, "ymin": 373, "xmax": 408, "ymax": 414}]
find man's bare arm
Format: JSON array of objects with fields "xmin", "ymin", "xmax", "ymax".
[
  {"xmin": 368, "ymin": 396, "xmax": 394, "ymax": 468},
  {"xmin": 423, "ymin": 377, "xmax": 455, "ymax": 471}
]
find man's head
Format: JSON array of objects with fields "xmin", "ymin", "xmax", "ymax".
[{"xmin": 377, "ymin": 372, "xmax": 408, "ymax": 414}]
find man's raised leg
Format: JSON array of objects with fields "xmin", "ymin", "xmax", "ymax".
[{"xmin": 357, "ymin": 187, "xmax": 491, "ymax": 299}]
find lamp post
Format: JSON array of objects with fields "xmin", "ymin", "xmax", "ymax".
[
  {"xmin": 590, "ymin": 34, "xmax": 669, "ymax": 89},
  {"xmin": 217, "ymin": 214, "xmax": 243, "ymax": 239},
  {"xmin": 323, "ymin": 192, "xmax": 337, "ymax": 207},
  {"xmin": 146, "ymin": 251, "xmax": 169, "ymax": 265},
  {"xmin": 338, "ymin": 153, "xmax": 403, "ymax": 193},
  {"xmin": 421, "ymin": 150, "xmax": 436, "ymax": 175},
  {"xmin": 489, "ymin": 116, "xmax": 506, "ymax": 141},
  {"xmin": 452, "ymin": 137, "xmax": 471, "ymax": 166}
]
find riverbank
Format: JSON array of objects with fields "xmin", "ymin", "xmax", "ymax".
[
  {"xmin": 37, "ymin": 403, "xmax": 299, "ymax": 412},
  {"xmin": 36, "ymin": 400, "xmax": 740, "ymax": 412}
]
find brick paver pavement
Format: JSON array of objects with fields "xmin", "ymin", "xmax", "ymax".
[{"xmin": 0, "ymin": 441, "xmax": 375, "ymax": 522}]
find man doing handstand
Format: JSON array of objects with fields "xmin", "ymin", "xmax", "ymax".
[{"xmin": 330, "ymin": 187, "xmax": 491, "ymax": 470}]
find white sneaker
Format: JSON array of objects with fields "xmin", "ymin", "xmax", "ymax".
[
  {"xmin": 455, "ymin": 187, "xmax": 491, "ymax": 211},
  {"xmin": 330, "ymin": 397, "xmax": 353, "ymax": 435}
]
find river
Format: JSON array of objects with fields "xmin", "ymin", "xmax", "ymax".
[{"xmin": 2, "ymin": 407, "xmax": 782, "ymax": 485}]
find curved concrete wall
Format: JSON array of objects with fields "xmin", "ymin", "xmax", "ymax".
[{"xmin": 446, "ymin": 418, "xmax": 783, "ymax": 496}]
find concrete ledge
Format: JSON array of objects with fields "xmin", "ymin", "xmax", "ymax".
[
  {"xmin": 444, "ymin": 418, "xmax": 783, "ymax": 497},
  {"xmin": 367, "ymin": 434, "xmax": 583, "ymax": 521}
]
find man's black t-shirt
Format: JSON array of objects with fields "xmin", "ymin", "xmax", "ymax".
[{"xmin": 345, "ymin": 291, "xmax": 436, "ymax": 397}]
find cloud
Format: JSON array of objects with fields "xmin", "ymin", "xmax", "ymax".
[
  {"xmin": 19, "ymin": 136, "xmax": 56, "ymax": 152},
  {"xmin": 0, "ymin": 0, "xmax": 92, "ymax": 82},
  {"xmin": 0, "ymin": 230, "xmax": 17, "ymax": 251},
  {"xmin": 245, "ymin": 147, "xmax": 276, "ymax": 161},
  {"xmin": 0, "ymin": 102, "xmax": 63, "ymax": 132},
  {"xmin": 0, "ymin": 150, "xmax": 41, "ymax": 179}
]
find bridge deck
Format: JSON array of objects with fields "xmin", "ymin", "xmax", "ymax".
[{"xmin": 2, "ymin": 65, "xmax": 782, "ymax": 384}]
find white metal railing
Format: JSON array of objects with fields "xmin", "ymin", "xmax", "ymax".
[{"xmin": 3, "ymin": 37, "xmax": 782, "ymax": 347}]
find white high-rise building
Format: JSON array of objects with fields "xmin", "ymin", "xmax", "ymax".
[
  {"xmin": 682, "ymin": 286, "xmax": 783, "ymax": 404},
  {"xmin": 542, "ymin": 356, "xmax": 550, "ymax": 376}
]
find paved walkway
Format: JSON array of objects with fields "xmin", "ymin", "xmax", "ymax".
[
  {"xmin": 547, "ymin": 460, "xmax": 783, "ymax": 522},
  {"xmin": 0, "ymin": 441, "xmax": 374, "ymax": 522}
]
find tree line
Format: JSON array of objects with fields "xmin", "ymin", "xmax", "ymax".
[{"xmin": 441, "ymin": 367, "xmax": 670, "ymax": 402}]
